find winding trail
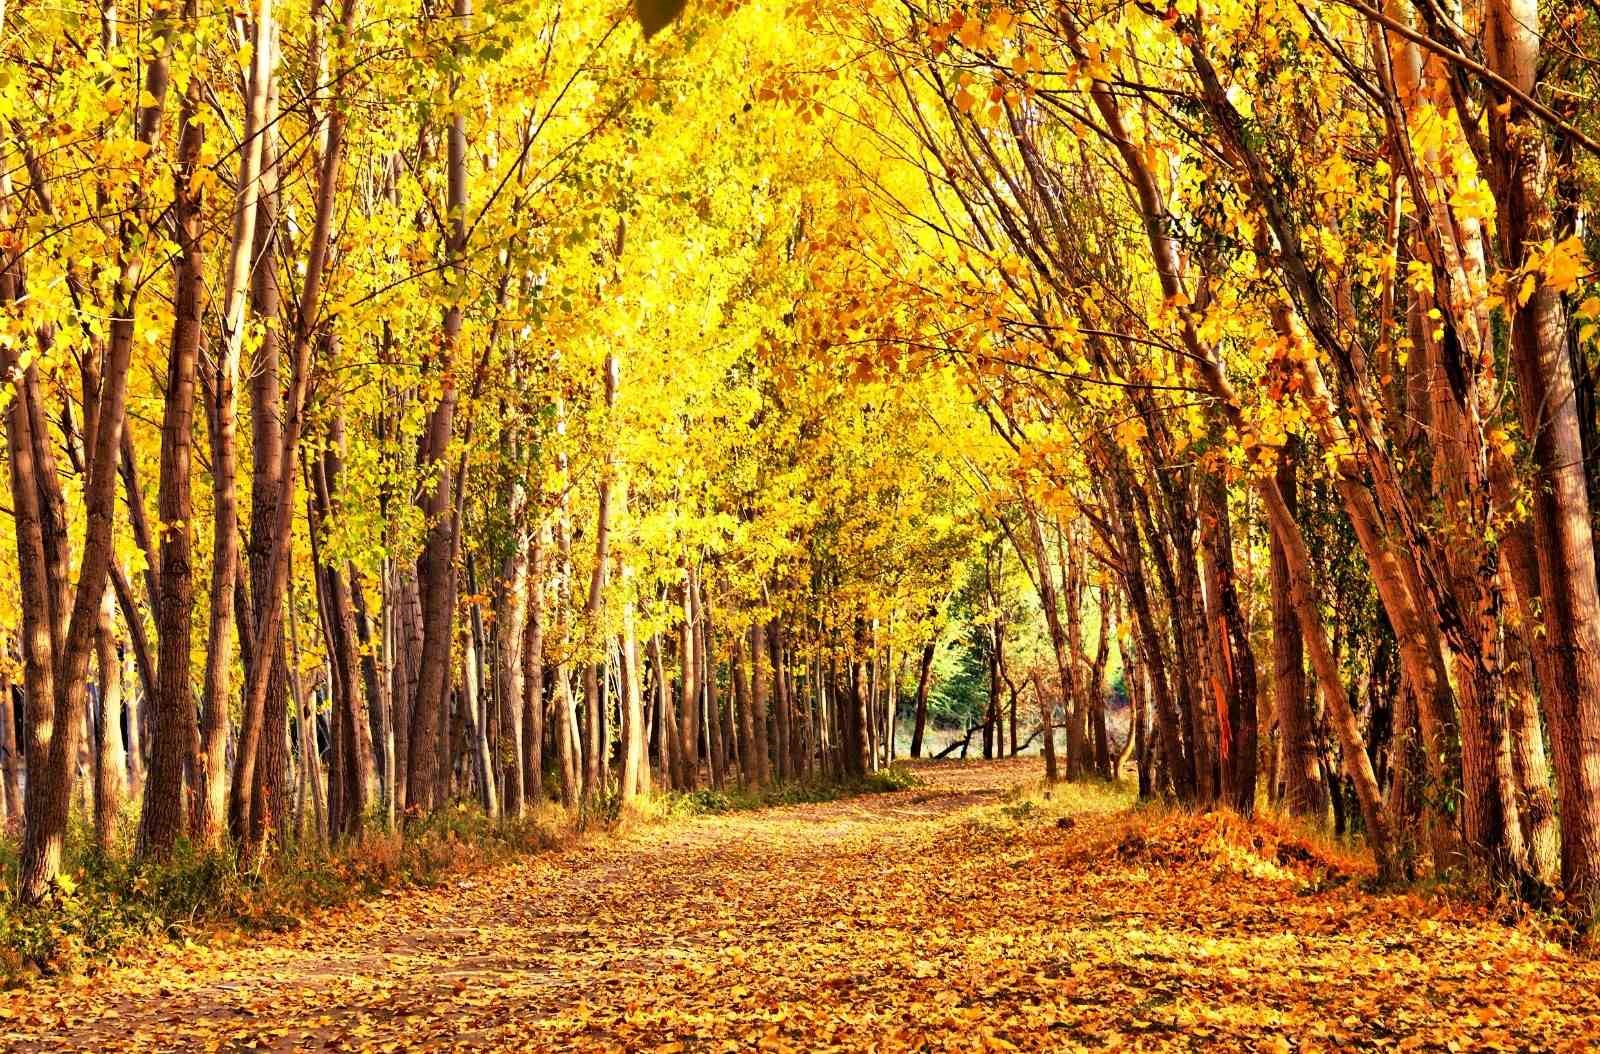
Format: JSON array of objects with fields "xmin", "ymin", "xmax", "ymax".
[{"xmin": 7, "ymin": 758, "xmax": 1600, "ymax": 1051}]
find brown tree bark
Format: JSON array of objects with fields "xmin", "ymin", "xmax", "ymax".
[
  {"xmin": 732, "ymin": 631, "xmax": 757, "ymax": 788},
  {"xmin": 313, "ymin": 429, "xmax": 379, "ymax": 833},
  {"xmin": 843, "ymin": 622, "xmax": 868, "ymax": 778},
  {"xmin": 406, "ymin": 0, "xmax": 471, "ymax": 816},
  {"xmin": 768, "ymin": 617, "xmax": 791, "ymax": 782},
  {"xmin": 1199, "ymin": 471, "xmax": 1259, "ymax": 814},
  {"xmin": 463, "ymin": 566, "xmax": 497, "ymax": 818},
  {"xmin": 0, "ymin": 667, "xmax": 22, "ymax": 832},
  {"xmin": 1271, "ymin": 443, "xmax": 1325, "ymax": 821},
  {"xmin": 348, "ymin": 575, "xmax": 390, "ymax": 824},
  {"xmin": 1103, "ymin": 472, "xmax": 1188, "ymax": 801},
  {"xmin": 702, "ymin": 586, "xmax": 725, "ymax": 790},
  {"xmin": 93, "ymin": 590, "xmax": 126, "ymax": 851},
  {"xmin": 1504, "ymin": 627, "xmax": 1561, "ymax": 887},
  {"xmin": 619, "ymin": 584, "xmax": 646, "ymax": 802},
  {"xmin": 579, "ymin": 355, "xmax": 618, "ymax": 802},
  {"xmin": 1059, "ymin": 537, "xmax": 1091, "ymax": 778},
  {"xmin": 908, "ymin": 641, "xmax": 936, "ymax": 760},
  {"xmin": 1022, "ymin": 505, "xmax": 1085, "ymax": 783},
  {"xmin": 497, "ymin": 503, "xmax": 529, "ymax": 817},
  {"xmin": 552, "ymin": 469, "xmax": 580, "ymax": 806},
  {"xmin": 195, "ymin": 0, "xmax": 275, "ymax": 848},
  {"xmin": 1482, "ymin": 0, "xmax": 1600, "ymax": 911},
  {"xmin": 9, "ymin": 15, "xmax": 162, "ymax": 899},
  {"xmin": 1064, "ymin": 34, "xmax": 1398, "ymax": 878},
  {"xmin": 1088, "ymin": 605, "xmax": 1112, "ymax": 779},
  {"xmin": 677, "ymin": 575, "xmax": 700, "ymax": 789},
  {"xmin": 1031, "ymin": 667, "xmax": 1059, "ymax": 785},
  {"xmin": 230, "ymin": 0, "xmax": 353, "ymax": 857},
  {"xmin": 522, "ymin": 522, "xmax": 547, "ymax": 804},
  {"xmin": 138, "ymin": 65, "xmax": 208, "ymax": 861},
  {"xmin": 658, "ymin": 633, "xmax": 679, "ymax": 789},
  {"xmin": 750, "ymin": 623, "xmax": 776, "ymax": 783}
]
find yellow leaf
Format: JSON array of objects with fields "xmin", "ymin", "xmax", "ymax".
[{"xmin": 1543, "ymin": 235, "xmax": 1589, "ymax": 293}]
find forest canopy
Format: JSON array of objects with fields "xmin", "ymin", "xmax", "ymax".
[{"xmin": 5, "ymin": 0, "xmax": 1600, "ymax": 947}]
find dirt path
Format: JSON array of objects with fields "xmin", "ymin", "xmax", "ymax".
[{"xmin": 6, "ymin": 758, "xmax": 1600, "ymax": 1052}]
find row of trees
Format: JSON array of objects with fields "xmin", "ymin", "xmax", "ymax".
[
  {"xmin": 0, "ymin": 0, "xmax": 1012, "ymax": 904},
  {"xmin": 784, "ymin": 0, "xmax": 1600, "ymax": 916}
]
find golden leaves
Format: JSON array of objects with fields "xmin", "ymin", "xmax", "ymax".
[
  {"xmin": 1448, "ymin": 174, "xmax": 1496, "ymax": 226},
  {"xmin": 1113, "ymin": 415, "xmax": 1147, "ymax": 453},
  {"xmin": 1501, "ymin": 236, "xmax": 1594, "ymax": 317},
  {"xmin": 928, "ymin": 7, "xmax": 1018, "ymax": 55},
  {"xmin": 1541, "ymin": 235, "xmax": 1590, "ymax": 294},
  {"xmin": 10, "ymin": 760, "xmax": 1600, "ymax": 1050}
]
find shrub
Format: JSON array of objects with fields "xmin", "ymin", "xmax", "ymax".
[
  {"xmin": 0, "ymin": 839, "xmax": 241, "ymax": 978},
  {"xmin": 866, "ymin": 764, "xmax": 922, "ymax": 792}
]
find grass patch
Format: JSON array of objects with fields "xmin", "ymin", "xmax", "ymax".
[
  {"xmin": 955, "ymin": 776, "xmax": 1135, "ymax": 841},
  {"xmin": 657, "ymin": 763, "xmax": 924, "ymax": 817}
]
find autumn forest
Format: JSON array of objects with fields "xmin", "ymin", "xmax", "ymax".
[{"xmin": 5, "ymin": 0, "xmax": 1600, "ymax": 1046}]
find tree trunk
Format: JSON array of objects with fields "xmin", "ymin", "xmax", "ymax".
[
  {"xmin": 908, "ymin": 641, "xmax": 935, "ymax": 759},
  {"xmin": 464, "ymin": 582, "xmax": 497, "ymax": 819},
  {"xmin": 522, "ymin": 521, "xmax": 546, "ymax": 804},
  {"xmin": 0, "ymin": 670, "xmax": 22, "ymax": 832},
  {"xmin": 1022, "ymin": 506, "xmax": 1084, "ymax": 783},
  {"xmin": 1105, "ymin": 475, "xmax": 1188, "ymax": 801},
  {"xmin": 1056, "ymin": 36, "xmax": 1402, "ymax": 873},
  {"xmin": 1199, "ymin": 470, "xmax": 1259, "ymax": 814},
  {"xmin": 1089, "ymin": 607, "xmax": 1112, "ymax": 779},
  {"xmin": 719, "ymin": 594, "xmax": 741, "ymax": 779},
  {"xmin": 123, "ymin": 642, "xmax": 144, "ymax": 801},
  {"xmin": 732, "ymin": 631, "xmax": 756, "ymax": 788},
  {"xmin": 660, "ymin": 633, "xmax": 682, "ymax": 789},
  {"xmin": 1483, "ymin": 0, "xmax": 1600, "ymax": 916},
  {"xmin": 1271, "ymin": 442, "xmax": 1325, "ymax": 820},
  {"xmin": 313, "ymin": 433, "xmax": 379, "ymax": 833},
  {"xmin": 231, "ymin": 0, "xmax": 351, "ymax": 857},
  {"xmin": 678, "ymin": 576, "xmax": 699, "ymax": 790},
  {"xmin": 93, "ymin": 589, "xmax": 126, "ymax": 851},
  {"xmin": 349, "ymin": 575, "xmax": 390, "ymax": 825},
  {"xmin": 193, "ymin": 0, "xmax": 274, "ymax": 849},
  {"xmin": 406, "ymin": 0, "xmax": 471, "ymax": 817},
  {"xmin": 497, "ymin": 513, "xmax": 529, "ymax": 818},
  {"xmin": 1032, "ymin": 667, "xmax": 1059, "ymax": 784},
  {"xmin": 844, "ymin": 623, "xmax": 869, "ymax": 778},
  {"xmin": 7, "ymin": 0, "xmax": 161, "ymax": 898},
  {"xmin": 768, "ymin": 617, "xmax": 791, "ymax": 782},
  {"xmin": 619, "ymin": 588, "xmax": 646, "ymax": 803},
  {"xmin": 702, "ymin": 587, "xmax": 725, "ymax": 790},
  {"xmin": 138, "ymin": 67, "xmax": 208, "ymax": 861},
  {"xmin": 1130, "ymin": 653, "xmax": 1151, "ymax": 799},
  {"xmin": 1059, "ymin": 541, "xmax": 1090, "ymax": 778},
  {"xmin": 553, "ymin": 471, "xmax": 580, "ymax": 807},
  {"xmin": 750, "ymin": 624, "xmax": 775, "ymax": 784},
  {"xmin": 1504, "ymin": 627, "xmax": 1561, "ymax": 888}
]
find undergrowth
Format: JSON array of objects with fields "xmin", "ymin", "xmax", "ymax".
[
  {"xmin": 0, "ymin": 767, "xmax": 919, "ymax": 982},
  {"xmin": 0, "ymin": 801, "xmax": 573, "ymax": 983},
  {"xmin": 661, "ymin": 763, "xmax": 922, "ymax": 817},
  {"xmin": 961, "ymin": 777, "xmax": 1369, "ymax": 894}
]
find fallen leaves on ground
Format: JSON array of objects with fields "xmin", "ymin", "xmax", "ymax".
[{"xmin": 4, "ymin": 759, "xmax": 1598, "ymax": 1052}]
